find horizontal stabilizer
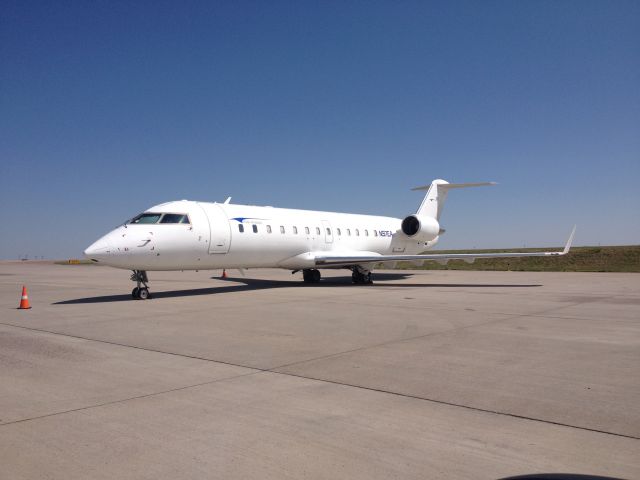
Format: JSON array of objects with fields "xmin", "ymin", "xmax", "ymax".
[
  {"xmin": 414, "ymin": 179, "xmax": 496, "ymax": 219},
  {"xmin": 411, "ymin": 181, "xmax": 496, "ymax": 191}
]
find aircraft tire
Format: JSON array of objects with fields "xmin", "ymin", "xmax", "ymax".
[
  {"xmin": 138, "ymin": 288, "xmax": 150, "ymax": 300},
  {"xmin": 303, "ymin": 269, "xmax": 321, "ymax": 283},
  {"xmin": 352, "ymin": 271, "xmax": 372, "ymax": 285},
  {"xmin": 312, "ymin": 269, "xmax": 321, "ymax": 283}
]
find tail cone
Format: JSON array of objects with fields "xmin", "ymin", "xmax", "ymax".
[{"xmin": 18, "ymin": 285, "xmax": 31, "ymax": 310}]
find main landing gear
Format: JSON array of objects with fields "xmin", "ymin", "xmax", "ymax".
[
  {"xmin": 298, "ymin": 267, "xmax": 373, "ymax": 284},
  {"xmin": 302, "ymin": 268, "xmax": 321, "ymax": 283},
  {"xmin": 351, "ymin": 266, "xmax": 373, "ymax": 285},
  {"xmin": 131, "ymin": 270, "xmax": 151, "ymax": 299}
]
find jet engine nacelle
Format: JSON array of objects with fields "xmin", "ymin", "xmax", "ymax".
[{"xmin": 400, "ymin": 215, "xmax": 440, "ymax": 242}]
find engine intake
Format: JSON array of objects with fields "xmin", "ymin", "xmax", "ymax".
[{"xmin": 401, "ymin": 215, "xmax": 440, "ymax": 241}]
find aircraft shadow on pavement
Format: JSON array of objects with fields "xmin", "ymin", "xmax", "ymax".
[
  {"xmin": 54, "ymin": 274, "xmax": 541, "ymax": 305},
  {"xmin": 499, "ymin": 474, "xmax": 622, "ymax": 480}
]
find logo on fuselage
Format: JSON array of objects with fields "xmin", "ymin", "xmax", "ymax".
[{"xmin": 230, "ymin": 217, "xmax": 267, "ymax": 224}]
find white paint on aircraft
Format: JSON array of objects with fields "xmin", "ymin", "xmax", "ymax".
[{"xmin": 84, "ymin": 179, "xmax": 575, "ymax": 297}]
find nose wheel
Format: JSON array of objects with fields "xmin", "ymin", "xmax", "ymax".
[
  {"xmin": 131, "ymin": 270, "xmax": 151, "ymax": 299},
  {"xmin": 131, "ymin": 287, "xmax": 150, "ymax": 299}
]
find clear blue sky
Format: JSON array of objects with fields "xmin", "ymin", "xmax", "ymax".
[{"xmin": 1, "ymin": 1, "xmax": 638, "ymax": 259}]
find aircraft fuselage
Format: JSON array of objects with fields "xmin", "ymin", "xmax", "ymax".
[{"xmin": 84, "ymin": 200, "xmax": 436, "ymax": 271}]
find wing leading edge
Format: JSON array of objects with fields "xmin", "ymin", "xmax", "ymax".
[{"xmin": 314, "ymin": 226, "xmax": 576, "ymax": 267}]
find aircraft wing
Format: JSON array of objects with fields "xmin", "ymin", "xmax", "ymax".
[{"xmin": 314, "ymin": 226, "xmax": 576, "ymax": 267}]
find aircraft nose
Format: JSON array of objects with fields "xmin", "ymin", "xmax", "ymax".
[{"xmin": 84, "ymin": 237, "xmax": 112, "ymax": 259}]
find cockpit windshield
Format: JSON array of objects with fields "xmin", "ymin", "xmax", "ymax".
[
  {"xmin": 160, "ymin": 213, "xmax": 189, "ymax": 223},
  {"xmin": 128, "ymin": 213, "xmax": 190, "ymax": 224},
  {"xmin": 130, "ymin": 213, "xmax": 162, "ymax": 224}
]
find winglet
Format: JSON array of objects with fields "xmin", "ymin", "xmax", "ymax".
[{"xmin": 562, "ymin": 225, "xmax": 576, "ymax": 255}]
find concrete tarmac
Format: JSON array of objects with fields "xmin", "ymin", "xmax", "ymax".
[{"xmin": 0, "ymin": 262, "xmax": 638, "ymax": 479}]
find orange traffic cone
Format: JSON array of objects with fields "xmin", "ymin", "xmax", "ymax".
[
  {"xmin": 221, "ymin": 269, "xmax": 228, "ymax": 279},
  {"xmin": 18, "ymin": 285, "xmax": 31, "ymax": 309}
]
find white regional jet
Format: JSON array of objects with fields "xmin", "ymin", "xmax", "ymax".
[{"xmin": 84, "ymin": 179, "xmax": 575, "ymax": 299}]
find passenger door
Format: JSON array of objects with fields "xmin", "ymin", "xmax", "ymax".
[{"xmin": 197, "ymin": 203, "xmax": 231, "ymax": 254}]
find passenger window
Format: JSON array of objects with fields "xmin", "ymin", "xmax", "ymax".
[
  {"xmin": 160, "ymin": 213, "xmax": 186, "ymax": 224},
  {"xmin": 238, "ymin": 224, "xmax": 244, "ymax": 233},
  {"xmin": 374, "ymin": 230, "xmax": 378, "ymax": 237},
  {"xmin": 347, "ymin": 229, "xmax": 351, "ymax": 236},
  {"xmin": 305, "ymin": 227, "xmax": 310, "ymax": 234},
  {"xmin": 280, "ymin": 226, "xmax": 285, "ymax": 234},
  {"xmin": 293, "ymin": 226, "xmax": 298, "ymax": 234},
  {"xmin": 316, "ymin": 227, "xmax": 320, "ymax": 235},
  {"xmin": 365, "ymin": 229, "xmax": 369, "ymax": 236},
  {"xmin": 266, "ymin": 225, "xmax": 272, "ymax": 233},
  {"xmin": 252, "ymin": 224, "xmax": 258, "ymax": 233},
  {"xmin": 337, "ymin": 228, "xmax": 341, "ymax": 236},
  {"xmin": 326, "ymin": 228, "xmax": 331, "ymax": 235},
  {"xmin": 130, "ymin": 213, "xmax": 161, "ymax": 224},
  {"xmin": 356, "ymin": 229, "xmax": 360, "ymax": 236}
]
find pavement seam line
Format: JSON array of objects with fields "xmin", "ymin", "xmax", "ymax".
[
  {"xmin": 0, "ymin": 370, "xmax": 261, "ymax": 428},
  {"xmin": 1, "ymin": 298, "xmax": 637, "ymax": 441},
  {"xmin": 266, "ymin": 370, "xmax": 640, "ymax": 441},
  {"xmin": 269, "ymin": 301, "xmax": 590, "ymax": 371},
  {"xmin": 0, "ymin": 321, "xmax": 263, "ymax": 371},
  {"xmin": 0, "ymin": 301, "xmax": 569, "ymax": 377}
]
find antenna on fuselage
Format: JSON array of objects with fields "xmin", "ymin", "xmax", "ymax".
[{"xmin": 223, "ymin": 197, "xmax": 232, "ymax": 204}]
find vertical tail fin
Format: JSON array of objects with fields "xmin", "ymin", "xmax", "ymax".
[{"xmin": 413, "ymin": 180, "xmax": 496, "ymax": 220}]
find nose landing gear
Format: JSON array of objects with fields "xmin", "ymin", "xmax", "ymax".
[{"xmin": 131, "ymin": 270, "xmax": 151, "ymax": 299}]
